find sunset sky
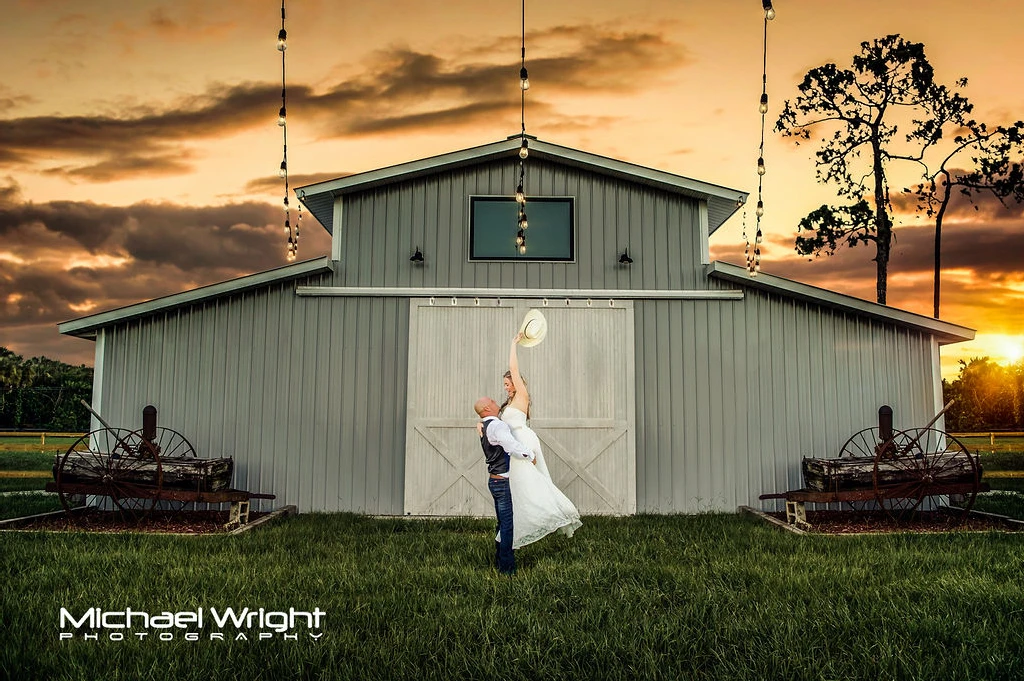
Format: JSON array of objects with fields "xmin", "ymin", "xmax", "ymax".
[{"xmin": 1, "ymin": 0, "xmax": 1021, "ymax": 378}]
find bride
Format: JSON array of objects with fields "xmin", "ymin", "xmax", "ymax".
[{"xmin": 499, "ymin": 332, "xmax": 582, "ymax": 549}]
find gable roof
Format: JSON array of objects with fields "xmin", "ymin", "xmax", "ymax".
[
  {"xmin": 297, "ymin": 136, "xmax": 746, "ymax": 236},
  {"xmin": 59, "ymin": 257, "xmax": 334, "ymax": 339},
  {"xmin": 707, "ymin": 261, "xmax": 975, "ymax": 345}
]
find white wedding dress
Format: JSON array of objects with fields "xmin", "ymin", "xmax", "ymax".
[{"xmin": 500, "ymin": 406, "xmax": 582, "ymax": 549}]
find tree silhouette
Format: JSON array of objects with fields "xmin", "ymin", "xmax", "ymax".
[
  {"xmin": 776, "ymin": 34, "xmax": 971, "ymax": 305},
  {"xmin": 908, "ymin": 121, "xmax": 1024, "ymax": 317}
]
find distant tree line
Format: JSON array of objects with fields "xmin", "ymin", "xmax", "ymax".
[
  {"xmin": 0, "ymin": 347, "xmax": 93, "ymax": 432},
  {"xmin": 943, "ymin": 358, "xmax": 1024, "ymax": 432}
]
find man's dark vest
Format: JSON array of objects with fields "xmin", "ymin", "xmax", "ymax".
[{"xmin": 480, "ymin": 419, "xmax": 510, "ymax": 475}]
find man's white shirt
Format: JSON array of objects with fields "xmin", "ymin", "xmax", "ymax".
[{"xmin": 482, "ymin": 416, "xmax": 535, "ymax": 477}]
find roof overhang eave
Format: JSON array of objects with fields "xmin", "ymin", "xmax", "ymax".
[{"xmin": 706, "ymin": 261, "xmax": 975, "ymax": 345}]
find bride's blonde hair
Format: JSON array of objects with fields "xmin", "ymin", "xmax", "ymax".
[{"xmin": 500, "ymin": 370, "xmax": 531, "ymax": 418}]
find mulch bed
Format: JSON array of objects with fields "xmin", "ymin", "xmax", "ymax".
[
  {"xmin": 12, "ymin": 508, "xmax": 265, "ymax": 534},
  {"xmin": 770, "ymin": 509, "xmax": 1022, "ymax": 534}
]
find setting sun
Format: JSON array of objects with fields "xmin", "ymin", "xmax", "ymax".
[{"xmin": 995, "ymin": 335, "xmax": 1024, "ymax": 364}]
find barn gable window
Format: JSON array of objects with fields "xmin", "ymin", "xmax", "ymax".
[{"xmin": 469, "ymin": 196, "xmax": 575, "ymax": 261}]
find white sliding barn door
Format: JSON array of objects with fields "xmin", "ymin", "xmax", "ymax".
[{"xmin": 404, "ymin": 299, "xmax": 636, "ymax": 517}]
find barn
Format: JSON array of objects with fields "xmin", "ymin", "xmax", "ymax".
[{"xmin": 58, "ymin": 136, "xmax": 974, "ymax": 515}]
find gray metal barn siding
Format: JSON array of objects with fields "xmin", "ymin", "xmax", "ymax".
[
  {"xmin": 95, "ymin": 273, "xmax": 409, "ymax": 514},
  {"xmin": 633, "ymin": 292, "xmax": 938, "ymax": 513},
  {"xmin": 85, "ymin": 154, "xmax": 946, "ymax": 514},
  {"xmin": 328, "ymin": 157, "xmax": 709, "ymax": 290}
]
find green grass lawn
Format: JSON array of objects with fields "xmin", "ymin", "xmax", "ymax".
[
  {"xmin": 0, "ymin": 449, "xmax": 56, "ymax": 472},
  {"xmin": 2, "ymin": 513, "xmax": 1023, "ymax": 681},
  {"xmin": 0, "ymin": 435, "xmax": 81, "ymax": 447},
  {"xmin": 0, "ymin": 493, "xmax": 65, "ymax": 519},
  {"xmin": 0, "ymin": 434, "xmax": 80, "ymax": 471},
  {"xmin": 971, "ymin": 491, "xmax": 1024, "ymax": 519},
  {"xmin": 0, "ymin": 475, "xmax": 51, "ymax": 493},
  {"xmin": 959, "ymin": 435, "xmax": 1024, "ymax": 467}
]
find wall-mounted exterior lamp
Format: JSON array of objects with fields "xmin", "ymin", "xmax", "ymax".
[
  {"xmin": 410, "ymin": 247, "xmax": 424, "ymax": 264},
  {"xmin": 618, "ymin": 249, "xmax": 633, "ymax": 265}
]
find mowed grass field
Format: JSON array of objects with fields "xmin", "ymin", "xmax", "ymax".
[
  {"xmin": 959, "ymin": 435, "xmax": 1024, "ymax": 499},
  {"xmin": 0, "ymin": 434, "xmax": 79, "ymax": 518},
  {"xmin": 1, "ymin": 434, "xmax": 1024, "ymax": 679},
  {"xmin": 2, "ymin": 514, "xmax": 1024, "ymax": 680}
]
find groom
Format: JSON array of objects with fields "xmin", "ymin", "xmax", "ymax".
[{"xmin": 473, "ymin": 397, "xmax": 536, "ymax": 575}]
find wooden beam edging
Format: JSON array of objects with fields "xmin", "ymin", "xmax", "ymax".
[
  {"xmin": 738, "ymin": 505, "xmax": 807, "ymax": 536},
  {"xmin": 947, "ymin": 505, "xmax": 1024, "ymax": 530},
  {"xmin": 295, "ymin": 286, "xmax": 744, "ymax": 301},
  {"xmin": 227, "ymin": 504, "xmax": 297, "ymax": 536},
  {"xmin": 0, "ymin": 505, "xmax": 90, "ymax": 530}
]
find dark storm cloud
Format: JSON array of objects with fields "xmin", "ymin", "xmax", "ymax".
[
  {"xmin": 0, "ymin": 199, "xmax": 129, "ymax": 250},
  {"xmin": 1, "ymin": 183, "xmax": 331, "ymax": 359},
  {"xmin": 346, "ymin": 100, "xmax": 515, "ymax": 135},
  {"xmin": 120, "ymin": 202, "xmax": 284, "ymax": 271},
  {"xmin": 0, "ymin": 25, "xmax": 685, "ymax": 181},
  {"xmin": 888, "ymin": 221, "xmax": 1024, "ymax": 276},
  {"xmin": 43, "ymin": 153, "xmax": 196, "ymax": 182},
  {"xmin": 711, "ymin": 216, "xmax": 1023, "ymax": 327},
  {"xmin": 245, "ymin": 171, "xmax": 350, "ymax": 194},
  {"xmin": 0, "ymin": 186, "xmax": 290, "ymax": 271},
  {"xmin": 890, "ymin": 175, "xmax": 1024, "ymax": 222},
  {"xmin": 0, "ymin": 81, "xmax": 284, "ymax": 156},
  {"xmin": 713, "ymin": 215, "xmax": 1024, "ymax": 286}
]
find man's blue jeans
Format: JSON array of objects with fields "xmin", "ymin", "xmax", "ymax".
[{"xmin": 488, "ymin": 476, "xmax": 515, "ymax": 574}]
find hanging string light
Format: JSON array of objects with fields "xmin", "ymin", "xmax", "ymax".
[
  {"xmin": 514, "ymin": 0, "xmax": 529, "ymax": 255},
  {"xmin": 277, "ymin": 0, "xmax": 298, "ymax": 261},
  {"xmin": 745, "ymin": 202, "xmax": 753, "ymax": 272},
  {"xmin": 745, "ymin": 0, "xmax": 775, "ymax": 276}
]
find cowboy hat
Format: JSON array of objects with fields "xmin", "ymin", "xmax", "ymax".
[{"xmin": 517, "ymin": 309, "xmax": 548, "ymax": 347}]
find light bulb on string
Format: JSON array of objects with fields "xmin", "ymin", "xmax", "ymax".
[
  {"xmin": 519, "ymin": 138, "xmax": 529, "ymax": 159},
  {"xmin": 519, "ymin": 244, "xmax": 527, "ymax": 255},
  {"xmin": 757, "ymin": 156, "xmax": 766, "ymax": 176},
  {"xmin": 758, "ymin": 93, "xmax": 769, "ymax": 114},
  {"xmin": 519, "ymin": 66, "xmax": 530, "ymax": 91},
  {"xmin": 278, "ymin": 106, "xmax": 287, "ymax": 126},
  {"xmin": 279, "ymin": 160, "xmax": 287, "ymax": 178},
  {"xmin": 755, "ymin": 200, "xmax": 764, "ymax": 217},
  {"xmin": 277, "ymin": 29, "xmax": 287, "ymax": 51},
  {"xmin": 762, "ymin": 0, "xmax": 775, "ymax": 20},
  {"xmin": 515, "ymin": 185, "xmax": 525, "ymax": 203},
  {"xmin": 516, "ymin": 230, "xmax": 525, "ymax": 246}
]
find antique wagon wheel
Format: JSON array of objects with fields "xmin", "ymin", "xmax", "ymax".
[
  {"xmin": 55, "ymin": 427, "xmax": 163, "ymax": 524},
  {"xmin": 872, "ymin": 427, "xmax": 979, "ymax": 520},
  {"xmin": 132, "ymin": 426, "xmax": 197, "ymax": 514},
  {"xmin": 838, "ymin": 427, "xmax": 915, "ymax": 511},
  {"xmin": 137, "ymin": 427, "xmax": 196, "ymax": 459}
]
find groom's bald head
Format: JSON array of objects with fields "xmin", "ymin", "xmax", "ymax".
[{"xmin": 474, "ymin": 397, "xmax": 499, "ymax": 417}]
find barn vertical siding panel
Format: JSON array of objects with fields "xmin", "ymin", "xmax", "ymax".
[
  {"xmin": 332, "ymin": 158, "xmax": 713, "ymax": 292},
  {"xmin": 633, "ymin": 286, "xmax": 939, "ymax": 513},
  {"xmin": 89, "ymin": 275, "xmax": 408, "ymax": 514}
]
